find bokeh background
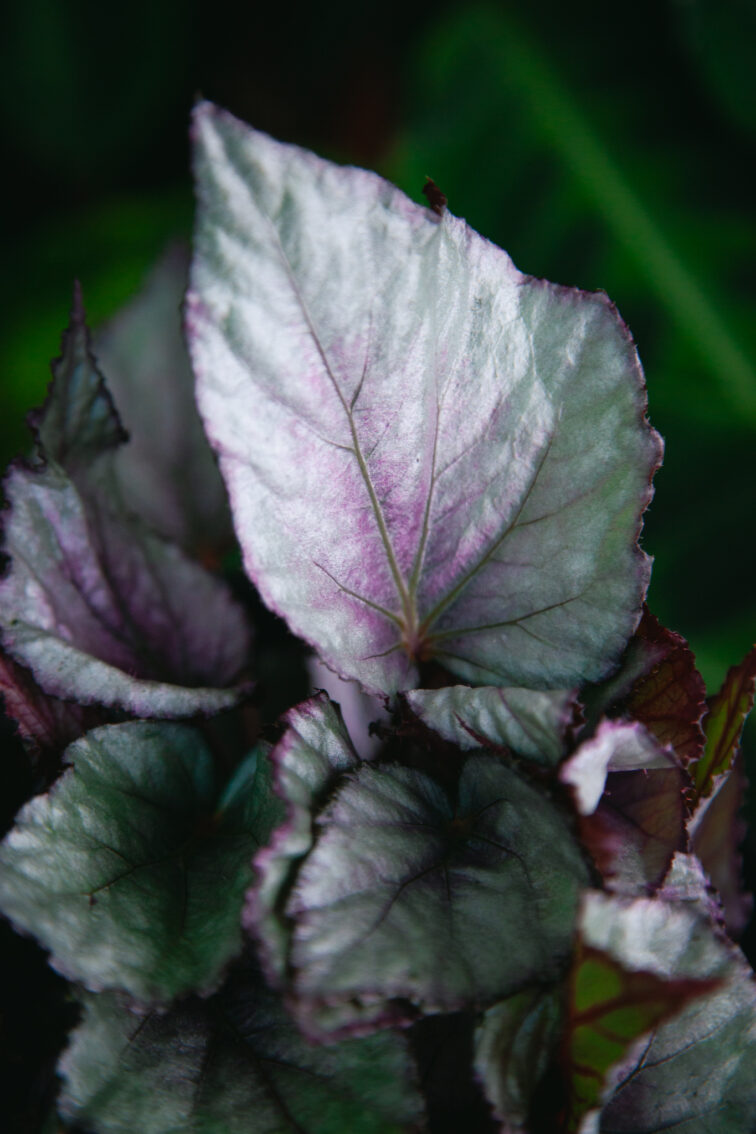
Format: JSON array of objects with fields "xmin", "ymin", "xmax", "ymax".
[{"xmin": 0, "ymin": 0, "xmax": 754, "ymax": 1126}]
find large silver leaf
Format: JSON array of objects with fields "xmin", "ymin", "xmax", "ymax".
[{"xmin": 189, "ymin": 102, "xmax": 662, "ymax": 695}]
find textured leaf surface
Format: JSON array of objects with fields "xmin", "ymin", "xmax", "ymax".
[
  {"xmin": 256, "ymin": 703, "xmax": 589, "ymax": 1038},
  {"xmin": 584, "ymin": 611, "xmax": 705, "ymax": 766},
  {"xmin": 582, "ymin": 892, "xmax": 756, "ymax": 1133},
  {"xmin": 405, "ymin": 685, "xmax": 576, "ymax": 762},
  {"xmin": 58, "ymin": 970, "xmax": 424, "ymax": 1134},
  {"xmin": 189, "ymin": 101, "xmax": 661, "ymax": 694},
  {"xmin": 245, "ymin": 692, "xmax": 361, "ymax": 984},
  {"xmin": 473, "ymin": 988, "xmax": 561, "ymax": 1132},
  {"xmin": 564, "ymin": 894, "xmax": 717, "ymax": 1134},
  {"xmin": 95, "ymin": 244, "xmax": 233, "ymax": 558},
  {"xmin": 0, "ymin": 291, "xmax": 251, "ymax": 716},
  {"xmin": 0, "ymin": 723, "xmax": 281, "ymax": 1002}
]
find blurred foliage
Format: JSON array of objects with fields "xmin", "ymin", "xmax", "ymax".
[{"xmin": 0, "ymin": 0, "xmax": 753, "ymax": 689}]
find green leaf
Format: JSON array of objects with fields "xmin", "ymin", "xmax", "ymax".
[
  {"xmin": 473, "ymin": 988, "xmax": 562, "ymax": 1131},
  {"xmin": 404, "ymin": 684, "xmax": 576, "ymax": 763},
  {"xmin": 690, "ymin": 645, "xmax": 756, "ymax": 802},
  {"xmin": 58, "ymin": 968, "xmax": 425, "ymax": 1134},
  {"xmin": 0, "ymin": 723, "xmax": 281, "ymax": 1002}
]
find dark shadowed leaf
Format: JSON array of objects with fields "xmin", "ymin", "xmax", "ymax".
[
  {"xmin": 405, "ymin": 685, "xmax": 576, "ymax": 763},
  {"xmin": 583, "ymin": 611, "xmax": 706, "ymax": 767},
  {"xmin": 563, "ymin": 893, "xmax": 717, "ymax": 1134},
  {"xmin": 690, "ymin": 645, "xmax": 756, "ymax": 802},
  {"xmin": 0, "ymin": 290, "xmax": 251, "ymax": 716},
  {"xmin": 189, "ymin": 101, "xmax": 661, "ymax": 695},
  {"xmin": 244, "ymin": 691, "xmax": 361, "ymax": 985},
  {"xmin": 581, "ymin": 892, "xmax": 756, "ymax": 1133},
  {"xmin": 58, "ymin": 968, "xmax": 425, "ymax": 1134},
  {"xmin": 0, "ymin": 647, "xmax": 106, "ymax": 760},
  {"xmin": 94, "ymin": 244, "xmax": 234, "ymax": 559},
  {"xmin": 0, "ymin": 723, "xmax": 281, "ymax": 1002},
  {"xmin": 251, "ymin": 695, "xmax": 589, "ymax": 1039},
  {"xmin": 687, "ymin": 647, "xmax": 756, "ymax": 936},
  {"xmin": 473, "ymin": 987, "xmax": 561, "ymax": 1132}
]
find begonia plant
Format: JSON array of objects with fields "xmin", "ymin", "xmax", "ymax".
[{"xmin": 0, "ymin": 102, "xmax": 754, "ymax": 1133}]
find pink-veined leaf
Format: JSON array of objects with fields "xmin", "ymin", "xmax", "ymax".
[
  {"xmin": 0, "ymin": 287, "xmax": 252, "ymax": 717},
  {"xmin": 188, "ymin": 102, "xmax": 662, "ymax": 695}
]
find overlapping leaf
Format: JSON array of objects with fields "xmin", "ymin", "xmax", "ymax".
[
  {"xmin": 0, "ymin": 290, "xmax": 251, "ymax": 716},
  {"xmin": 405, "ymin": 685, "xmax": 576, "ymax": 763},
  {"xmin": 95, "ymin": 244, "xmax": 234, "ymax": 558},
  {"xmin": 58, "ymin": 968, "xmax": 425, "ymax": 1134},
  {"xmin": 583, "ymin": 611, "xmax": 706, "ymax": 766},
  {"xmin": 688, "ymin": 646, "xmax": 756, "ymax": 935},
  {"xmin": 473, "ymin": 988, "xmax": 562, "ymax": 1133},
  {"xmin": 0, "ymin": 647, "xmax": 106, "ymax": 761},
  {"xmin": 189, "ymin": 101, "xmax": 661, "ymax": 694},
  {"xmin": 560, "ymin": 720, "xmax": 688, "ymax": 896},
  {"xmin": 562, "ymin": 894, "xmax": 718, "ymax": 1133},
  {"xmin": 0, "ymin": 722, "xmax": 281, "ymax": 1002},
  {"xmin": 580, "ymin": 892, "xmax": 756, "ymax": 1133},
  {"xmin": 245, "ymin": 691, "xmax": 361, "ymax": 985},
  {"xmin": 249, "ymin": 694, "xmax": 589, "ymax": 1040}
]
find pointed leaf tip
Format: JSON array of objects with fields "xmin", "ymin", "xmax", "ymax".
[{"xmin": 189, "ymin": 103, "xmax": 662, "ymax": 694}]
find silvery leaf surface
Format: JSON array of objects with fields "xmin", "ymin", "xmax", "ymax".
[
  {"xmin": 405, "ymin": 684, "xmax": 576, "ymax": 763},
  {"xmin": 0, "ymin": 290, "xmax": 251, "ymax": 716},
  {"xmin": 473, "ymin": 988, "xmax": 562, "ymax": 1132},
  {"xmin": 58, "ymin": 971, "xmax": 425, "ymax": 1134},
  {"xmin": 0, "ymin": 723, "xmax": 280, "ymax": 1003},
  {"xmin": 95, "ymin": 244, "xmax": 234, "ymax": 558},
  {"xmin": 579, "ymin": 892, "xmax": 756, "ymax": 1133},
  {"xmin": 260, "ymin": 715, "xmax": 589, "ymax": 1039},
  {"xmin": 189, "ymin": 101, "xmax": 661, "ymax": 695},
  {"xmin": 244, "ymin": 692, "xmax": 361, "ymax": 984},
  {"xmin": 560, "ymin": 892, "xmax": 718, "ymax": 1134}
]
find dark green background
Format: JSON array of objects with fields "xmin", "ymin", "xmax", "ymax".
[{"xmin": 1, "ymin": 0, "xmax": 754, "ymax": 690}]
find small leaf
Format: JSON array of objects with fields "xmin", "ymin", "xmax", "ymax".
[
  {"xmin": 583, "ymin": 610, "xmax": 706, "ymax": 767},
  {"xmin": 589, "ymin": 891, "xmax": 756, "ymax": 1132},
  {"xmin": 0, "ymin": 647, "xmax": 106, "ymax": 761},
  {"xmin": 563, "ymin": 893, "xmax": 719, "ymax": 1134},
  {"xmin": 578, "ymin": 766, "xmax": 688, "ymax": 896},
  {"xmin": 189, "ymin": 102, "xmax": 661, "ymax": 694},
  {"xmin": 473, "ymin": 988, "xmax": 562, "ymax": 1132},
  {"xmin": 0, "ymin": 290, "xmax": 251, "ymax": 716},
  {"xmin": 250, "ymin": 696, "xmax": 589, "ymax": 1039},
  {"xmin": 0, "ymin": 723, "xmax": 280, "ymax": 1002},
  {"xmin": 559, "ymin": 719, "xmax": 673, "ymax": 817},
  {"xmin": 245, "ymin": 691, "xmax": 361, "ymax": 984},
  {"xmin": 405, "ymin": 684, "xmax": 577, "ymax": 763},
  {"xmin": 58, "ymin": 968, "xmax": 425, "ymax": 1134},
  {"xmin": 686, "ymin": 647, "xmax": 756, "ymax": 936},
  {"xmin": 690, "ymin": 644, "xmax": 756, "ymax": 802},
  {"xmin": 94, "ymin": 244, "xmax": 234, "ymax": 559}
]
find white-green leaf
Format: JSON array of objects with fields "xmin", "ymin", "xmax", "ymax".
[
  {"xmin": 405, "ymin": 684, "xmax": 576, "ymax": 762},
  {"xmin": 189, "ymin": 102, "xmax": 661, "ymax": 694},
  {"xmin": 58, "ymin": 974, "xmax": 425, "ymax": 1134},
  {"xmin": 0, "ymin": 723, "xmax": 281, "ymax": 1002}
]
